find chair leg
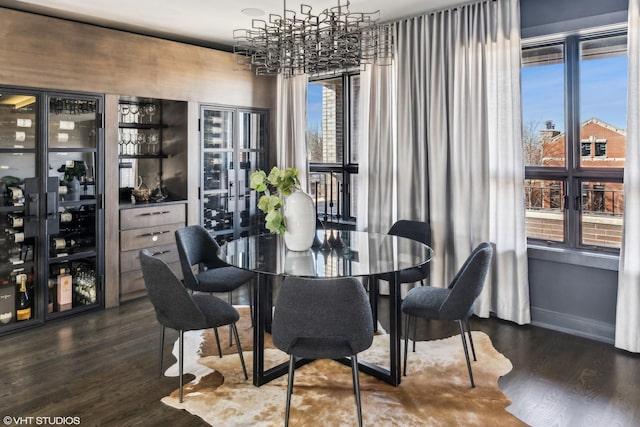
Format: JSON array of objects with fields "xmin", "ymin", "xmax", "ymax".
[
  {"xmin": 213, "ymin": 327, "xmax": 222, "ymax": 358},
  {"xmin": 465, "ymin": 317, "xmax": 477, "ymax": 361},
  {"xmin": 285, "ymin": 355, "xmax": 296, "ymax": 427},
  {"xmin": 228, "ymin": 292, "xmax": 233, "ymax": 347},
  {"xmin": 231, "ymin": 323, "xmax": 248, "ymax": 380},
  {"xmin": 352, "ymin": 354, "xmax": 363, "ymax": 427},
  {"xmin": 179, "ymin": 329, "xmax": 185, "ymax": 402},
  {"xmin": 159, "ymin": 325, "xmax": 165, "ymax": 378},
  {"xmin": 458, "ymin": 320, "xmax": 475, "ymax": 388},
  {"xmin": 403, "ymin": 314, "xmax": 410, "ymax": 376},
  {"xmin": 412, "ymin": 315, "xmax": 417, "ymax": 352},
  {"xmin": 249, "ymin": 280, "xmax": 254, "ymax": 326}
]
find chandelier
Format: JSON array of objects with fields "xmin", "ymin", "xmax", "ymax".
[{"xmin": 233, "ymin": 1, "xmax": 394, "ymax": 77}]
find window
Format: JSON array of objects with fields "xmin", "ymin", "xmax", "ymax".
[
  {"xmin": 595, "ymin": 141, "xmax": 607, "ymax": 157},
  {"xmin": 307, "ymin": 73, "xmax": 359, "ymax": 224},
  {"xmin": 522, "ymin": 30, "xmax": 627, "ymax": 251}
]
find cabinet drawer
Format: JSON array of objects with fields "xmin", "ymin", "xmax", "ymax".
[
  {"xmin": 120, "ymin": 222, "xmax": 182, "ymax": 252},
  {"xmin": 120, "ymin": 204, "xmax": 186, "ymax": 230},
  {"xmin": 120, "ymin": 243, "xmax": 180, "ymax": 273},
  {"xmin": 120, "ymin": 261, "xmax": 182, "ymax": 299}
]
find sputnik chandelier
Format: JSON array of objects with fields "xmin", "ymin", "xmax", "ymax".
[{"xmin": 233, "ymin": 0, "xmax": 394, "ymax": 77}]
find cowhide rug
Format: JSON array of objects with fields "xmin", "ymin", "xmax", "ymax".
[{"xmin": 161, "ymin": 307, "xmax": 527, "ymax": 426}]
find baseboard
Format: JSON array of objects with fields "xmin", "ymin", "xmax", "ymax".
[{"xmin": 530, "ymin": 307, "xmax": 615, "ymax": 345}]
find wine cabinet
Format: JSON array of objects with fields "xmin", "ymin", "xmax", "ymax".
[
  {"xmin": 0, "ymin": 86, "xmax": 104, "ymax": 335},
  {"xmin": 199, "ymin": 105, "xmax": 269, "ymax": 243}
]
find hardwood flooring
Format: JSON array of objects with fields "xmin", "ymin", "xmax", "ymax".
[{"xmin": 1, "ymin": 291, "xmax": 639, "ymax": 426}]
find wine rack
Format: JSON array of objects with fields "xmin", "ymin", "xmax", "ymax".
[
  {"xmin": 200, "ymin": 105, "xmax": 268, "ymax": 243},
  {"xmin": 0, "ymin": 85, "xmax": 104, "ymax": 336}
]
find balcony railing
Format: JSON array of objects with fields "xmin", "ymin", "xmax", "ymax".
[{"xmin": 525, "ymin": 184, "xmax": 623, "ymax": 216}]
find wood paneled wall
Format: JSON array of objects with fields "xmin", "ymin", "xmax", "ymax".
[
  {"xmin": 0, "ymin": 8, "xmax": 275, "ymax": 106},
  {"xmin": 0, "ymin": 7, "xmax": 277, "ymax": 309}
]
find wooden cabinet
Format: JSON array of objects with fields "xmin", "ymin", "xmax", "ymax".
[{"xmin": 119, "ymin": 202, "xmax": 185, "ymax": 301}]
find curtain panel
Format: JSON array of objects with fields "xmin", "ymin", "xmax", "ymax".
[
  {"xmin": 616, "ymin": 0, "xmax": 640, "ymax": 353},
  {"xmin": 362, "ymin": 0, "xmax": 530, "ymax": 324},
  {"xmin": 277, "ymin": 74, "xmax": 309, "ymax": 191}
]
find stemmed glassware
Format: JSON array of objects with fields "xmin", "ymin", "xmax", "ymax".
[
  {"xmin": 148, "ymin": 133, "xmax": 159, "ymax": 154},
  {"xmin": 119, "ymin": 104, "xmax": 129, "ymax": 123},
  {"xmin": 120, "ymin": 132, "xmax": 131, "ymax": 155},
  {"xmin": 145, "ymin": 104, "xmax": 156, "ymax": 123},
  {"xmin": 136, "ymin": 133, "xmax": 146, "ymax": 155},
  {"xmin": 129, "ymin": 104, "xmax": 139, "ymax": 124}
]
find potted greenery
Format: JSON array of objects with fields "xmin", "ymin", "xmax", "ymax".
[
  {"xmin": 250, "ymin": 166, "xmax": 315, "ymax": 251},
  {"xmin": 249, "ymin": 166, "xmax": 300, "ymax": 234}
]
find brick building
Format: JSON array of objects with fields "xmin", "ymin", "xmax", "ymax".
[{"xmin": 526, "ymin": 118, "xmax": 625, "ymax": 247}]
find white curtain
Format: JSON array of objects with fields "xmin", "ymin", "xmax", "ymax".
[
  {"xmin": 357, "ymin": 64, "xmax": 397, "ymax": 233},
  {"xmin": 363, "ymin": 0, "xmax": 530, "ymax": 324},
  {"xmin": 277, "ymin": 74, "xmax": 309, "ymax": 191},
  {"xmin": 616, "ymin": 0, "xmax": 640, "ymax": 353}
]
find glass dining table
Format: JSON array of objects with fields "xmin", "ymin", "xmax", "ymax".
[{"xmin": 219, "ymin": 229, "xmax": 434, "ymax": 387}]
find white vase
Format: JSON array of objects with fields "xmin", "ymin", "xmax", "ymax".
[
  {"xmin": 283, "ymin": 249, "xmax": 316, "ymax": 276},
  {"xmin": 283, "ymin": 188, "xmax": 316, "ymax": 251}
]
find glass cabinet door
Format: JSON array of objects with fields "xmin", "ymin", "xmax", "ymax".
[
  {"xmin": 0, "ymin": 90, "xmax": 38, "ymax": 330},
  {"xmin": 0, "ymin": 88, "xmax": 103, "ymax": 336},
  {"xmin": 45, "ymin": 94, "xmax": 102, "ymax": 319},
  {"xmin": 200, "ymin": 105, "xmax": 268, "ymax": 243}
]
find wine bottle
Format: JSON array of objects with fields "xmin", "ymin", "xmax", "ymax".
[
  {"xmin": 5, "ymin": 186, "xmax": 25, "ymax": 206},
  {"xmin": 8, "ymin": 213, "xmax": 23, "ymax": 228},
  {"xmin": 8, "ymin": 230, "xmax": 25, "ymax": 244},
  {"xmin": 51, "ymin": 234, "xmax": 95, "ymax": 251},
  {"xmin": 60, "ymin": 208, "xmax": 94, "ymax": 224},
  {"xmin": 16, "ymin": 273, "xmax": 31, "ymax": 321}
]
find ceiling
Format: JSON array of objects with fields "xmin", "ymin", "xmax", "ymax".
[{"xmin": 1, "ymin": 0, "xmax": 464, "ymax": 50}]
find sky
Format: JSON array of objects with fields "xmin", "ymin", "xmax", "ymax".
[
  {"xmin": 307, "ymin": 84, "xmax": 323, "ymax": 132},
  {"xmin": 308, "ymin": 54, "xmax": 629, "ymax": 136},
  {"xmin": 522, "ymin": 55, "xmax": 628, "ymax": 133}
]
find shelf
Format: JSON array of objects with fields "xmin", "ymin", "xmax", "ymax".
[
  {"xmin": 119, "ymin": 154, "xmax": 168, "ymax": 160},
  {"xmin": 118, "ymin": 122, "xmax": 167, "ymax": 130}
]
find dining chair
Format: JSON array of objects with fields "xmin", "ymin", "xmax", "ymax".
[
  {"xmin": 272, "ymin": 277, "xmax": 374, "ymax": 427},
  {"xmin": 175, "ymin": 225, "xmax": 254, "ymax": 354},
  {"xmin": 401, "ymin": 242, "xmax": 493, "ymax": 387},
  {"xmin": 139, "ymin": 249, "xmax": 248, "ymax": 402},
  {"xmin": 382, "ymin": 219, "xmax": 432, "ymax": 286},
  {"xmin": 378, "ymin": 219, "xmax": 431, "ymax": 350}
]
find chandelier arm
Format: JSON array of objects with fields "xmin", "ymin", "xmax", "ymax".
[{"xmin": 233, "ymin": 0, "xmax": 393, "ymax": 77}]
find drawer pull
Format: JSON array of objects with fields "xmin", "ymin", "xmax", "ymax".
[
  {"xmin": 151, "ymin": 250, "xmax": 171, "ymax": 256},
  {"xmin": 138, "ymin": 210, "xmax": 170, "ymax": 217},
  {"xmin": 139, "ymin": 230, "xmax": 171, "ymax": 238}
]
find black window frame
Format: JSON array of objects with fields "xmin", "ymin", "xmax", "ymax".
[
  {"xmin": 307, "ymin": 72, "xmax": 359, "ymax": 225},
  {"xmin": 522, "ymin": 29, "xmax": 626, "ymax": 253}
]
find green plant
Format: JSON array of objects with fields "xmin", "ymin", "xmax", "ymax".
[{"xmin": 249, "ymin": 166, "xmax": 300, "ymax": 235}]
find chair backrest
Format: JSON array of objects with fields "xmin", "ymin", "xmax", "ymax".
[
  {"xmin": 175, "ymin": 225, "xmax": 226, "ymax": 290},
  {"xmin": 440, "ymin": 242, "xmax": 493, "ymax": 320},
  {"xmin": 139, "ymin": 249, "xmax": 207, "ymax": 331},
  {"xmin": 388, "ymin": 220, "xmax": 431, "ymax": 247},
  {"xmin": 272, "ymin": 277, "xmax": 374, "ymax": 358}
]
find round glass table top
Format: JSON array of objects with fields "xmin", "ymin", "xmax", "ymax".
[{"xmin": 218, "ymin": 230, "xmax": 434, "ymax": 278}]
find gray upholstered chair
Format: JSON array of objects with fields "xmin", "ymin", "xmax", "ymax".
[
  {"xmin": 381, "ymin": 219, "xmax": 432, "ymax": 286},
  {"xmin": 378, "ymin": 219, "xmax": 431, "ymax": 350},
  {"xmin": 272, "ymin": 277, "xmax": 374, "ymax": 427},
  {"xmin": 175, "ymin": 225, "xmax": 254, "ymax": 353},
  {"xmin": 401, "ymin": 242, "xmax": 493, "ymax": 387},
  {"xmin": 139, "ymin": 249, "xmax": 248, "ymax": 402}
]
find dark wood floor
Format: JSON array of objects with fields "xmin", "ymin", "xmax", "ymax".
[{"xmin": 2, "ymin": 289, "xmax": 639, "ymax": 426}]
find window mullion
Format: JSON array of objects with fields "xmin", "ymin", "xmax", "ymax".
[{"xmin": 565, "ymin": 36, "xmax": 581, "ymax": 248}]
